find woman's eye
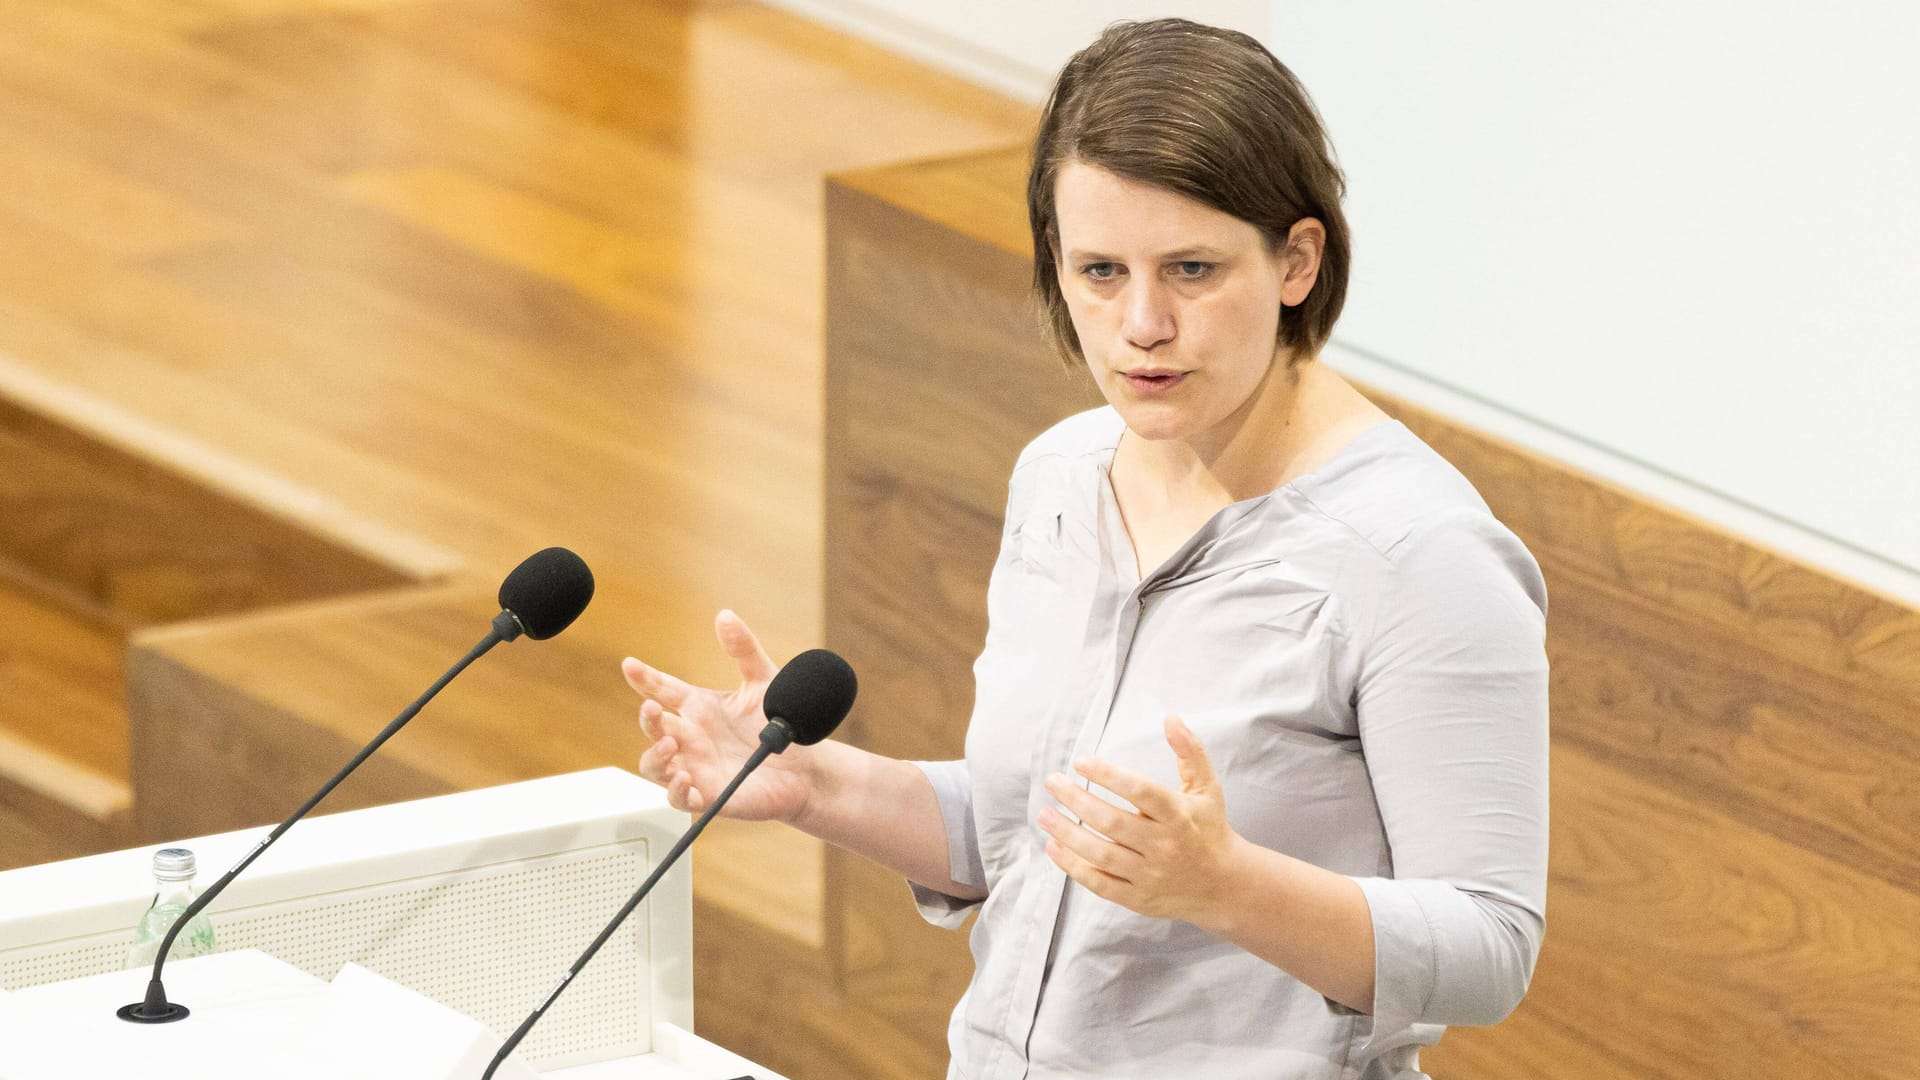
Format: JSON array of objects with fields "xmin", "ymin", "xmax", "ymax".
[
  {"xmin": 1082, "ymin": 263, "xmax": 1120, "ymax": 281},
  {"xmin": 1172, "ymin": 261, "xmax": 1213, "ymax": 279}
]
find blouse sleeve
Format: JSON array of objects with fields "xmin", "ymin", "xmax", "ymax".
[
  {"xmin": 907, "ymin": 759, "xmax": 986, "ymax": 929},
  {"xmin": 899, "ymin": 441, "xmax": 1049, "ymax": 930},
  {"xmin": 1347, "ymin": 509, "xmax": 1551, "ymax": 1055}
]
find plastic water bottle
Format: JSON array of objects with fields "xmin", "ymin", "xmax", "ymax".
[{"xmin": 123, "ymin": 847, "xmax": 217, "ymax": 969}]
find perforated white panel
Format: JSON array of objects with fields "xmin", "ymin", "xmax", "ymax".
[
  {"xmin": 0, "ymin": 937, "xmax": 127, "ymax": 992},
  {"xmin": 0, "ymin": 842, "xmax": 648, "ymax": 1070}
]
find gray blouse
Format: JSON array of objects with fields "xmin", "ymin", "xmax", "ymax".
[{"xmin": 911, "ymin": 407, "xmax": 1550, "ymax": 1080}]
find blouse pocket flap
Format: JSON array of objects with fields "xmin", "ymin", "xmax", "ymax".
[{"xmin": 1233, "ymin": 562, "xmax": 1333, "ymax": 636}]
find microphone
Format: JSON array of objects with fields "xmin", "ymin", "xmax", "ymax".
[
  {"xmin": 479, "ymin": 648, "xmax": 857, "ymax": 1079},
  {"xmin": 493, "ymin": 546, "xmax": 595, "ymax": 641},
  {"xmin": 118, "ymin": 547, "xmax": 595, "ymax": 1025}
]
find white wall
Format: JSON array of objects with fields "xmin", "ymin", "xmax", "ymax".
[
  {"xmin": 773, "ymin": 0, "xmax": 1920, "ymax": 603},
  {"xmin": 757, "ymin": 0, "xmax": 1267, "ymax": 101},
  {"xmin": 1270, "ymin": 3, "xmax": 1920, "ymax": 601}
]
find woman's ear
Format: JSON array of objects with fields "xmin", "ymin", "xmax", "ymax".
[{"xmin": 1278, "ymin": 217, "xmax": 1325, "ymax": 308}]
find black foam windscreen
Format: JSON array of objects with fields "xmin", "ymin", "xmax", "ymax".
[
  {"xmin": 763, "ymin": 649, "xmax": 857, "ymax": 746},
  {"xmin": 497, "ymin": 547, "xmax": 595, "ymax": 640}
]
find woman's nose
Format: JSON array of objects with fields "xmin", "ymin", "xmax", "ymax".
[{"xmin": 1122, "ymin": 281, "xmax": 1176, "ymax": 351}]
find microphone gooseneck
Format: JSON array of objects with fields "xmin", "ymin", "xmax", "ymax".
[
  {"xmin": 118, "ymin": 547, "xmax": 593, "ymax": 1025},
  {"xmin": 480, "ymin": 648, "xmax": 857, "ymax": 1080}
]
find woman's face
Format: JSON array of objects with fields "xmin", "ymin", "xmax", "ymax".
[{"xmin": 1053, "ymin": 161, "xmax": 1309, "ymax": 448}]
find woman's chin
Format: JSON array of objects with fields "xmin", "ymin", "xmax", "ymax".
[{"xmin": 1111, "ymin": 401, "xmax": 1197, "ymax": 442}]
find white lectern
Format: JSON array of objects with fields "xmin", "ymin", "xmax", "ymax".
[{"xmin": 0, "ymin": 769, "xmax": 788, "ymax": 1079}]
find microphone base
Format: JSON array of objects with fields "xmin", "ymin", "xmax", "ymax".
[{"xmin": 117, "ymin": 1000, "xmax": 191, "ymax": 1023}]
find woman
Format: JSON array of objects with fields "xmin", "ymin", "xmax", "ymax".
[{"xmin": 625, "ymin": 18, "xmax": 1548, "ymax": 1079}]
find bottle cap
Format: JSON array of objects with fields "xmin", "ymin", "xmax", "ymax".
[{"xmin": 152, "ymin": 848, "xmax": 197, "ymax": 881}]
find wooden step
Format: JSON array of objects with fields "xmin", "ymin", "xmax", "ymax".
[
  {"xmin": 0, "ymin": 735, "xmax": 130, "ymax": 871},
  {"xmin": 127, "ymin": 585, "xmax": 826, "ymax": 953},
  {"xmin": 0, "ymin": 392, "xmax": 422, "ymax": 625},
  {"xmin": 0, "ymin": 571, "xmax": 128, "ymax": 781},
  {"xmin": 0, "ymin": 385, "xmax": 429, "ymax": 868},
  {"xmin": 0, "ymin": 572, "xmax": 132, "ymax": 870}
]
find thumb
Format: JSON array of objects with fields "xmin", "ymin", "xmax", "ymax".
[
  {"xmin": 716, "ymin": 609, "xmax": 778, "ymax": 684},
  {"xmin": 1165, "ymin": 715, "xmax": 1218, "ymax": 796}
]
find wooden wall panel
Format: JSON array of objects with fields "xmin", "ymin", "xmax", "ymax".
[
  {"xmin": 696, "ymin": 901, "xmax": 950, "ymax": 1080},
  {"xmin": 127, "ymin": 587, "xmax": 660, "ymax": 839},
  {"xmin": 824, "ymin": 179, "xmax": 1100, "ymax": 1052},
  {"xmin": 823, "ymin": 146, "xmax": 1920, "ymax": 1078}
]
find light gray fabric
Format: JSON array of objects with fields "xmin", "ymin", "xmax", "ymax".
[{"xmin": 909, "ymin": 406, "xmax": 1549, "ymax": 1080}]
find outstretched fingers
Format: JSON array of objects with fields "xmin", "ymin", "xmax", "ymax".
[
  {"xmin": 715, "ymin": 609, "xmax": 778, "ymax": 685},
  {"xmin": 637, "ymin": 732, "xmax": 677, "ymax": 784},
  {"xmin": 1073, "ymin": 758, "xmax": 1181, "ymax": 823},
  {"xmin": 1043, "ymin": 826, "xmax": 1132, "ymax": 899},
  {"xmin": 1045, "ymin": 776, "xmax": 1143, "ymax": 852},
  {"xmin": 1165, "ymin": 715, "xmax": 1220, "ymax": 796},
  {"xmin": 622, "ymin": 656, "xmax": 694, "ymax": 711},
  {"xmin": 637, "ymin": 698, "xmax": 669, "ymax": 741},
  {"xmin": 666, "ymin": 770, "xmax": 706, "ymax": 814}
]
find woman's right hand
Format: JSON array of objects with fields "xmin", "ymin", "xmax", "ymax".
[{"xmin": 623, "ymin": 609, "xmax": 820, "ymax": 824}]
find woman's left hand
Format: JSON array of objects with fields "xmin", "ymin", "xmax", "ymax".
[{"xmin": 1037, "ymin": 714, "xmax": 1244, "ymax": 928}]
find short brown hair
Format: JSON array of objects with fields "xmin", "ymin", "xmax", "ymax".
[{"xmin": 1028, "ymin": 19, "xmax": 1351, "ymax": 366}]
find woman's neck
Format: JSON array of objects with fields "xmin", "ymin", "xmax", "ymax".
[{"xmin": 1117, "ymin": 358, "xmax": 1382, "ymax": 509}]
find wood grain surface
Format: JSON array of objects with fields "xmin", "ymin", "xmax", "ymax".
[
  {"xmin": 0, "ymin": 395, "xmax": 416, "ymax": 625},
  {"xmin": 0, "ymin": 0, "xmax": 1033, "ymax": 656},
  {"xmin": 823, "ymin": 146, "xmax": 1920, "ymax": 1079},
  {"xmin": 0, "ymin": 4, "xmax": 1036, "ymax": 1077},
  {"xmin": 0, "ymin": 389, "xmax": 417, "ymax": 861}
]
